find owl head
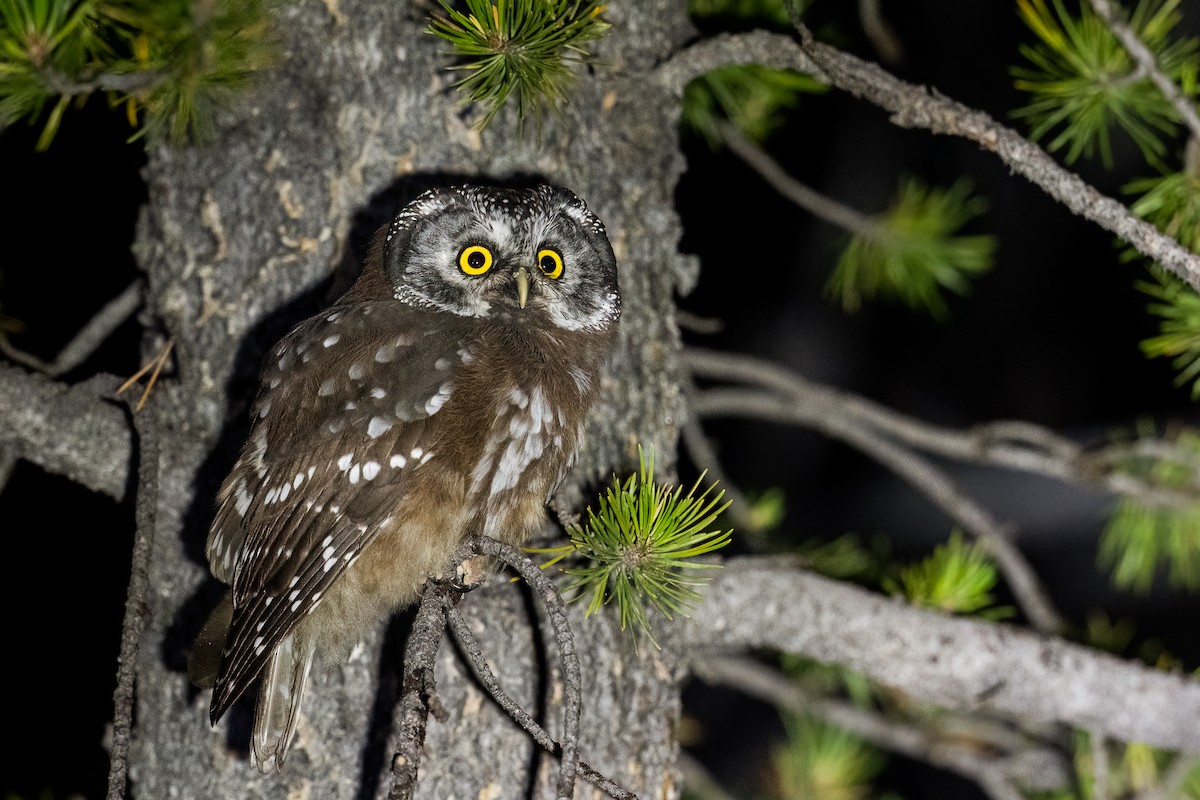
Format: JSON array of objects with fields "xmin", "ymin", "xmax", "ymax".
[{"xmin": 380, "ymin": 185, "xmax": 620, "ymax": 332}]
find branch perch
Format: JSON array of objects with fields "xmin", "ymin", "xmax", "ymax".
[{"xmin": 680, "ymin": 557, "xmax": 1200, "ymax": 752}]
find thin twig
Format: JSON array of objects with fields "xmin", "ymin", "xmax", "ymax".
[
  {"xmin": 858, "ymin": 0, "xmax": 903, "ymax": 64},
  {"xmin": 692, "ymin": 656, "xmax": 1072, "ymax": 795},
  {"xmin": 446, "ymin": 606, "xmax": 638, "ymax": 800},
  {"xmin": 685, "ymin": 346, "xmax": 1200, "ymax": 510},
  {"xmin": 476, "ymin": 536, "xmax": 581, "ymax": 800},
  {"xmin": 389, "ymin": 580, "xmax": 456, "ymax": 800},
  {"xmin": 684, "ymin": 347, "xmax": 1064, "ymax": 633},
  {"xmin": 106, "ymin": 399, "xmax": 159, "ymax": 800},
  {"xmin": 717, "ymin": 119, "xmax": 884, "ymax": 241},
  {"xmin": 0, "ymin": 280, "xmax": 142, "ymax": 377},
  {"xmin": 1086, "ymin": 0, "xmax": 1200, "ymax": 144}
]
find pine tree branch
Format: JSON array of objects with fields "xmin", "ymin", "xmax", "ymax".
[
  {"xmin": 106, "ymin": 400, "xmax": 159, "ymax": 800},
  {"xmin": 685, "ymin": 348, "xmax": 1064, "ymax": 634},
  {"xmin": 445, "ymin": 606, "xmax": 638, "ymax": 800},
  {"xmin": 692, "ymin": 656, "xmax": 1071, "ymax": 795},
  {"xmin": 0, "ymin": 280, "xmax": 142, "ymax": 377},
  {"xmin": 0, "ymin": 365, "xmax": 130, "ymax": 499},
  {"xmin": 679, "ymin": 557, "xmax": 1200, "ymax": 752},
  {"xmin": 716, "ymin": 119, "xmax": 886, "ymax": 240},
  {"xmin": 476, "ymin": 536, "xmax": 582, "ymax": 800},
  {"xmin": 655, "ymin": 29, "xmax": 1200, "ymax": 290},
  {"xmin": 1085, "ymin": 0, "xmax": 1200, "ymax": 145}
]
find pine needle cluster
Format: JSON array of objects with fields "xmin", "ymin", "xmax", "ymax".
[
  {"xmin": 682, "ymin": 0, "xmax": 824, "ymax": 145},
  {"xmin": 1012, "ymin": 0, "xmax": 1200, "ymax": 168},
  {"xmin": 883, "ymin": 531, "xmax": 1013, "ymax": 619},
  {"xmin": 826, "ymin": 179, "xmax": 997, "ymax": 318},
  {"xmin": 426, "ymin": 0, "xmax": 610, "ymax": 130},
  {"xmin": 0, "ymin": 0, "xmax": 275, "ymax": 148},
  {"xmin": 769, "ymin": 715, "xmax": 888, "ymax": 800},
  {"xmin": 536, "ymin": 448, "xmax": 732, "ymax": 647},
  {"xmin": 1100, "ymin": 425, "xmax": 1200, "ymax": 592}
]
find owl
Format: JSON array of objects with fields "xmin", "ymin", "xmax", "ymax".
[{"xmin": 188, "ymin": 184, "xmax": 621, "ymax": 771}]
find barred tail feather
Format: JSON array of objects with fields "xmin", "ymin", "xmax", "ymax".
[{"xmin": 250, "ymin": 633, "xmax": 315, "ymax": 773}]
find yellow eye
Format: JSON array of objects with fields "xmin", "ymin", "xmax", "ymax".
[
  {"xmin": 537, "ymin": 248, "xmax": 563, "ymax": 280},
  {"xmin": 459, "ymin": 245, "xmax": 493, "ymax": 276}
]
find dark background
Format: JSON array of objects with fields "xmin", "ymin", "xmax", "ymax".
[{"xmin": 2, "ymin": 1, "xmax": 1198, "ymax": 797}]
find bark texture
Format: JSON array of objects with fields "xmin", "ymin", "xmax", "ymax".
[{"xmin": 127, "ymin": 1, "xmax": 696, "ymax": 797}]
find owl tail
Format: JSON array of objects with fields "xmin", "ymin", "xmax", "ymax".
[{"xmin": 251, "ymin": 632, "xmax": 315, "ymax": 773}]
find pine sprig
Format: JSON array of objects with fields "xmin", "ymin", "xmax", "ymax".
[
  {"xmin": 427, "ymin": 0, "xmax": 610, "ymax": 130},
  {"xmin": 1100, "ymin": 425, "xmax": 1200, "ymax": 592},
  {"xmin": 883, "ymin": 531, "xmax": 1014, "ymax": 619},
  {"xmin": 1011, "ymin": 0, "xmax": 1200, "ymax": 168},
  {"xmin": 0, "ymin": 0, "xmax": 276, "ymax": 148},
  {"xmin": 826, "ymin": 178, "xmax": 996, "ymax": 318},
  {"xmin": 1139, "ymin": 268, "xmax": 1200, "ymax": 397},
  {"xmin": 538, "ymin": 447, "xmax": 732, "ymax": 647},
  {"xmin": 682, "ymin": 63, "xmax": 825, "ymax": 146},
  {"xmin": 770, "ymin": 715, "xmax": 887, "ymax": 800}
]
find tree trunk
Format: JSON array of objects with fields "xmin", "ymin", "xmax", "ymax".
[{"xmin": 128, "ymin": 1, "xmax": 696, "ymax": 796}]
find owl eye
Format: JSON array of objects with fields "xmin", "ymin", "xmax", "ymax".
[
  {"xmin": 458, "ymin": 245, "xmax": 493, "ymax": 276},
  {"xmin": 537, "ymin": 248, "xmax": 564, "ymax": 280}
]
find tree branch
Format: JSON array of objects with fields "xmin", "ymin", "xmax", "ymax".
[
  {"xmin": 692, "ymin": 656, "xmax": 1070, "ymax": 795},
  {"xmin": 106, "ymin": 401, "xmax": 159, "ymax": 800},
  {"xmin": 446, "ymin": 606, "xmax": 637, "ymax": 800},
  {"xmin": 0, "ymin": 280, "xmax": 142, "ymax": 377},
  {"xmin": 1085, "ymin": 0, "xmax": 1200, "ymax": 144},
  {"xmin": 716, "ymin": 120, "xmax": 886, "ymax": 240},
  {"xmin": 678, "ymin": 557, "xmax": 1200, "ymax": 752},
  {"xmin": 476, "ymin": 536, "xmax": 582, "ymax": 800},
  {"xmin": 685, "ymin": 347, "xmax": 1064, "ymax": 634},
  {"xmin": 389, "ymin": 579, "xmax": 456, "ymax": 800},
  {"xmin": 656, "ymin": 29, "xmax": 1200, "ymax": 290},
  {"xmin": 0, "ymin": 365, "xmax": 130, "ymax": 499}
]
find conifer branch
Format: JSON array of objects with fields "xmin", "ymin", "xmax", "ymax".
[
  {"xmin": 1086, "ymin": 0, "xmax": 1200, "ymax": 144},
  {"xmin": 656, "ymin": 28, "xmax": 1200, "ymax": 291},
  {"xmin": 684, "ymin": 348, "xmax": 1064, "ymax": 634},
  {"xmin": 682, "ymin": 558, "xmax": 1200, "ymax": 751},
  {"xmin": 106, "ymin": 399, "xmax": 158, "ymax": 800},
  {"xmin": 0, "ymin": 366, "xmax": 130, "ymax": 499},
  {"xmin": 445, "ymin": 606, "xmax": 638, "ymax": 800},
  {"xmin": 692, "ymin": 656, "xmax": 1071, "ymax": 795}
]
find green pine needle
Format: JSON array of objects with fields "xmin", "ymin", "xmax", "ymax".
[
  {"xmin": 884, "ymin": 531, "xmax": 1014, "ymax": 619},
  {"xmin": 1100, "ymin": 425, "xmax": 1200, "ymax": 592},
  {"xmin": 826, "ymin": 178, "xmax": 996, "ymax": 318},
  {"xmin": 771, "ymin": 715, "xmax": 887, "ymax": 800},
  {"xmin": 542, "ymin": 446, "xmax": 733, "ymax": 648},
  {"xmin": 427, "ymin": 0, "xmax": 610, "ymax": 130},
  {"xmin": 682, "ymin": 63, "xmax": 826, "ymax": 146},
  {"xmin": 1138, "ymin": 268, "xmax": 1200, "ymax": 398},
  {"xmin": 1011, "ymin": 0, "xmax": 1200, "ymax": 169},
  {"xmin": 0, "ymin": 0, "xmax": 276, "ymax": 148}
]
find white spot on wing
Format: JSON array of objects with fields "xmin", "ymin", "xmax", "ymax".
[
  {"xmin": 425, "ymin": 383, "xmax": 452, "ymax": 415},
  {"xmin": 367, "ymin": 416, "xmax": 393, "ymax": 438},
  {"xmin": 323, "ymin": 334, "xmax": 341, "ymax": 348},
  {"xmin": 337, "ymin": 453, "xmax": 353, "ymax": 471},
  {"xmin": 389, "ymin": 454, "xmax": 407, "ymax": 468},
  {"xmin": 363, "ymin": 461, "xmax": 380, "ymax": 480}
]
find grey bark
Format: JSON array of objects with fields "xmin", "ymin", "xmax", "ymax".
[{"xmin": 126, "ymin": 1, "xmax": 695, "ymax": 798}]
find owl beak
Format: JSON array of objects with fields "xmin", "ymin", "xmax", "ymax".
[{"xmin": 515, "ymin": 266, "xmax": 530, "ymax": 309}]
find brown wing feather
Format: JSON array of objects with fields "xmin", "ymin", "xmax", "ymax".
[{"xmin": 205, "ymin": 301, "xmax": 472, "ymax": 721}]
